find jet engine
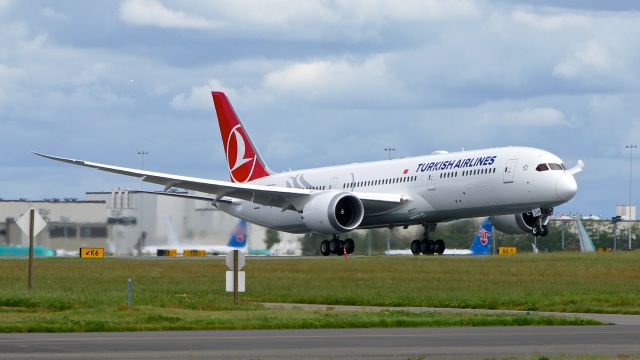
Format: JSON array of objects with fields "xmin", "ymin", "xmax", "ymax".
[
  {"xmin": 302, "ymin": 191, "xmax": 364, "ymax": 233},
  {"xmin": 491, "ymin": 212, "xmax": 550, "ymax": 235}
]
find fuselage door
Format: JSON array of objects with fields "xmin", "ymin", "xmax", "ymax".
[
  {"xmin": 427, "ymin": 174, "xmax": 436, "ymax": 191},
  {"xmin": 503, "ymin": 159, "xmax": 518, "ymax": 183},
  {"xmin": 329, "ymin": 177, "xmax": 341, "ymax": 190}
]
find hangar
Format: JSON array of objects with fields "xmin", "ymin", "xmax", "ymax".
[{"xmin": 0, "ymin": 189, "xmax": 276, "ymax": 255}]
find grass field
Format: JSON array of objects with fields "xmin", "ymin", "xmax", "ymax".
[{"xmin": 0, "ymin": 252, "xmax": 637, "ymax": 332}]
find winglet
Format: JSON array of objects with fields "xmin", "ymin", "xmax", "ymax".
[
  {"xmin": 212, "ymin": 92, "xmax": 272, "ymax": 183},
  {"xmin": 568, "ymin": 160, "xmax": 584, "ymax": 175}
]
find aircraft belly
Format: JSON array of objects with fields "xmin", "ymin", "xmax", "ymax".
[{"xmin": 217, "ymin": 201, "xmax": 308, "ymax": 233}]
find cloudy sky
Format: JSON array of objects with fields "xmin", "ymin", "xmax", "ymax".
[{"xmin": 2, "ymin": 0, "xmax": 640, "ymax": 217}]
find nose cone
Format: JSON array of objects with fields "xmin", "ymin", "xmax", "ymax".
[{"xmin": 556, "ymin": 173, "xmax": 577, "ymax": 201}]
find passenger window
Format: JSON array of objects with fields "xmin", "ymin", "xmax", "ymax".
[{"xmin": 536, "ymin": 163, "xmax": 549, "ymax": 171}]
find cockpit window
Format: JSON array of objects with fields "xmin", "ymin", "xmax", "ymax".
[
  {"xmin": 561, "ymin": 163, "xmax": 567, "ymax": 170},
  {"xmin": 548, "ymin": 163, "xmax": 563, "ymax": 170},
  {"xmin": 536, "ymin": 163, "xmax": 549, "ymax": 171}
]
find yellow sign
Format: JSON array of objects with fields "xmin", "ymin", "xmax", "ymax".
[
  {"xmin": 184, "ymin": 250, "xmax": 206, "ymax": 257},
  {"xmin": 80, "ymin": 247, "xmax": 104, "ymax": 258},
  {"xmin": 498, "ymin": 247, "xmax": 517, "ymax": 255},
  {"xmin": 157, "ymin": 249, "xmax": 177, "ymax": 257}
]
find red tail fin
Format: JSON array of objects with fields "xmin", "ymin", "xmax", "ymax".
[{"xmin": 212, "ymin": 91, "xmax": 272, "ymax": 183}]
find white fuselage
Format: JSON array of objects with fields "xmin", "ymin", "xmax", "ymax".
[{"xmin": 218, "ymin": 146, "xmax": 578, "ymax": 233}]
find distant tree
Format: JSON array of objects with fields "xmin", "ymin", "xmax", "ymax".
[
  {"xmin": 264, "ymin": 228, "xmax": 281, "ymax": 249},
  {"xmin": 300, "ymin": 233, "xmax": 324, "ymax": 256}
]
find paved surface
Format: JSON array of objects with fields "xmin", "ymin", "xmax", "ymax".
[
  {"xmin": 1, "ymin": 326, "xmax": 640, "ymax": 359},
  {"xmin": 263, "ymin": 302, "xmax": 640, "ymax": 325}
]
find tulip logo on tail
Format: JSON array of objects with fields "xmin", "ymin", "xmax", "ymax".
[
  {"xmin": 213, "ymin": 91, "xmax": 271, "ymax": 183},
  {"xmin": 226, "ymin": 125, "xmax": 256, "ymax": 183}
]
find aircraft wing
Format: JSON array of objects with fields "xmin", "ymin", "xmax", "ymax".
[{"xmin": 34, "ymin": 153, "xmax": 407, "ymax": 211}]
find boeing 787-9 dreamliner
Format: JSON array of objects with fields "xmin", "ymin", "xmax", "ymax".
[{"xmin": 36, "ymin": 92, "xmax": 583, "ymax": 256}]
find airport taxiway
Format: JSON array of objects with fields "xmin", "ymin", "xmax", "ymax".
[{"xmin": 1, "ymin": 325, "xmax": 640, "ymax": 359}]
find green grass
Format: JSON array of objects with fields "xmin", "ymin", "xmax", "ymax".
[
  {"xmin": 0, "ymin": 252, "xmax": 638, "ymax": 332},
  {"xmin": 0, "ymin": 306, "xmax": 597, "ymax": 332}
]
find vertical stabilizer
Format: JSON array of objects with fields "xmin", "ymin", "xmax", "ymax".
[
  {"xmin": 470, "ymin": 217, "xmax": 493, "ymax": 255},
  {"xmin": 212, "ymin": 91, "xmax": 272, "ymax": 183},
  {"xmin": 227, "ymin": 220, "xmax": 248, "ymax": 249}
]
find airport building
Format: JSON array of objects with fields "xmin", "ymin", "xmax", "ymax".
[
  {"xmin": 616, "ymin": 205, "xmax": 637, "ymax": 221},
  {"xmin": 0, "ymin": 189, "xmax": 282, "ymax": 255}
]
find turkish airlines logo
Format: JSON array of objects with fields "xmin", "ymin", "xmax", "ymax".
[
  {"xmin": 478, "ymin": 229, "xmax": 490, "ymax": 246},
  {"xmin": 226, "ymin": 124, "xmax": 256, "ymax": 183}
]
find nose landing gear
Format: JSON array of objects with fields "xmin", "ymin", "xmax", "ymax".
[{"xmin": 529, "ymin": 208, "xmax": 552, "ymax": 237}]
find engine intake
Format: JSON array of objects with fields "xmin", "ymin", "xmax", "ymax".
[
  {"xmin": 491, "ymin": 212, "xmax": 549, "ymax": 234},
  {"xmin": 302, "ymin": 191, "xmax": 364, "ymax": 233}
]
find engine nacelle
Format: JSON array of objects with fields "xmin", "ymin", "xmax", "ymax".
[
  {"xmin": 491, "ymin": 213, "xmax": 550, "ymax": 234},
  {"xmin": 302, "ymin": 191, "xmax": 364, "ymax": 233}
]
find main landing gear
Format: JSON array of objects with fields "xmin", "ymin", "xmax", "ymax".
[
  {"xmin": 320, "ymin": 235, "xmax": 355, "ymax": 256},
  {"xmin": 410, "ymin": 224, "xmax": 445, "ymax": 255}
]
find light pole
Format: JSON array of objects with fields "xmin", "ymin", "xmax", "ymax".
[
  {"xmin": 384, "ymin": 147, "xmax": 396, "ymax": 160},
  {"xmin": 625, "ymin": 144, "xmax": 637, "ymax": 250},
  {"xmin": 136, "ymin": 151, "xmax": 148, "ymax": 256},
  {"xmin": 137, "ymin": 151, "xmax": 148, "ymax": 191}
]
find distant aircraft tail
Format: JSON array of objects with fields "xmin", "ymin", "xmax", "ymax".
[
  {"xmin": 470, "ymin": 217, "xmax": 493, "ymax": 256},
  {"xmin": 227, "ymin": 220, "xmax": 248, "ymax": 248},
  {"xmin": 211, "ymin": 92, "xmax": 272, "ymax": 183}
]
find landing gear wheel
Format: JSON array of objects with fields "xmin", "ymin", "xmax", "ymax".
[
  {"xmin": 320, "ymin": 240, "xmax": 331, "ymax": 256},
  {"xmin": 329, "ymin": 239, "xmax": 339, "ymax": 254},
  {"xmin": 345, "ymin": 238, "xmax": 355, "ymax": 254},
  {"xmin": 338, "ymin": 240, "xmax": 345, "ymax": 255},
  {"xmin": 421, "ymin": 239, "xmax": 434, "ymax": 255},
  {"xmin": 531, "ymin": 226, "xmax": 541, "ymax": 237},
  {"xmin": 540, "ymin": 225, "xmax": 549, "ymax": 237},
  {"xmin": 411, "ymin": 240, "xmax": 421, "ymax": 255},
  {"xmin": 435, "ymin": 239, "xmax": 445, "ymax": 255}
]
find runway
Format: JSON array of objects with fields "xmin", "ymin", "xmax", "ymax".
[{"xmin": 2, "ymin": 325, "xmax": 640, "ymax": 359}]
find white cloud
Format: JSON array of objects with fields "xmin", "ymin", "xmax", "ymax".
[
  {"xmin": 553, "ymin": 42, "xmax": 612, "ymax": 79},
  {"xmin": 0, "ymin": 63, "xmax": 26, "ymax": 103},
  {"xmin": 0, "ymin": 0, "xmax": 12, "ymax": 13},
  {"xmin": 481, "ymin": 107, "xmax": 570, "ymax": 127},
  {"xmin": 511, "ymin": 9, "xmax": 588, "ymax": 30},
  {"xmin": 170, "ymin": 79, "xmax": 235, "ymax": 111},
  {"xmin": 172, "ymin": 55, "xmax": 413, "ymax": 110},
  {"xmin": 117, "ymin": 0, "xmax": 477, "ymax": 41},
  {"xmin": 120, "ymin": 0, "xmax": 221, "ymax": 30},
  {"xmin": 261, "ymin": 55, "xmax": 413, "ymax": 105},
  {"xmin": 40, "ymin": 7, "xmax": 69, "ymax": 21}
]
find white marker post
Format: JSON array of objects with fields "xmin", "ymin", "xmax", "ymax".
[
  {"xmin": 225, "ymin": 250, "xmax": 245, "ymax": 304},
  {"xmin": 16, "ymin": 208, "xmax": 47, "ymax": 291}
]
